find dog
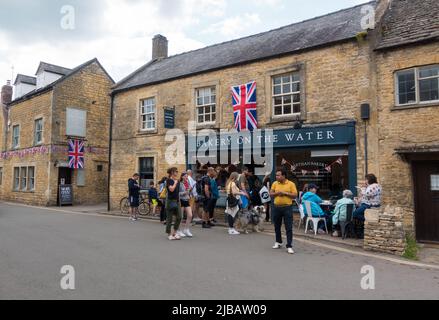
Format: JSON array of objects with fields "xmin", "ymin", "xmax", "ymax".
[{"xmin": 236, "ymin": 205, "xmax": 266, "ymax": 234}]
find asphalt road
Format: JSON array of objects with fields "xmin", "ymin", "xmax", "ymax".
[{"xmin": 0, "ymin": 202, "xmax": 438, "ymax": 300}]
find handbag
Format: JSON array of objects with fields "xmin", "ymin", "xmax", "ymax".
[{"xmin": 227, "ymin": 194, "xmax": 239, "ymax": 208}]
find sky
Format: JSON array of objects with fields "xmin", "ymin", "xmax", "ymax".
[{"xmin": 0, "ymin": 0, "xmax": 370, "ymax": 85}]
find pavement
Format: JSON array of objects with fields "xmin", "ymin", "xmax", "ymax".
[{"xmin": 1, "ymin": 201, "xmax": 439, "ymax": 300}]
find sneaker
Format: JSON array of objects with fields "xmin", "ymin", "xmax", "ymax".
[
  {"xmin": 129, "ymin": 217, "xmax": 136, "ymax": 222},
  {"xmin": 202, "ymin": 223, "xmax": 211, "ymax": 229},
  {"xmin": 332, "ymin": 231, "xmax": 339, "ymax": 237},
  {"xmin": 174, "ymin": 234, "xmax": 182, "ymax": 240},
  {"xmin": 318, "ymin": 229, "xmax": 326, "ymax": 235},
  {"xmin": 272, "ymin": 242, "xmax": 284, "ymax": 249},
  {"xmin": 287, "ymin": 248, "xmax": 295, "ymax": 255},
  {"xmin": 177, "ymin": 230, "xmax": 186, "ymax": 238},
  {"xmin": 168, "ymin": 235, "xmax": 177, "ymax": 241},
  {"xmin": 208, "ymin": 221, "xmax": 216, "ymax": 227},
  {"xmin": 228, "ymin": 229, "xmax": 240, "ymax": 235},
  {"xmin": 184, "ymin": 229, "xmax": 193, "ymax": 238}
]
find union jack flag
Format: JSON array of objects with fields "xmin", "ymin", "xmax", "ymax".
[
  {"xmin": 68, "ymin": 139, "xmax": 85, "ymax": 169},
  {"xmin": 231, "ymin": 81, "xmax": 258, "ymax": 132}
]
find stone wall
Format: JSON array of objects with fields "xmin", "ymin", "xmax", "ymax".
[
  {"xmin": 0, "ymin": 61, "xmax": 113, "ymax": 206},
  {"xmin": 364, "ymin": 207, "xmax": 406, "ymax": 256},
  {"xmin": 110, "ymin": 40, "xmax": 375, "ymax": 209}
]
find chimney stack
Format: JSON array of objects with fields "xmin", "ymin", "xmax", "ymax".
[
  {"xmin": 1, "ymin": 80, "xmax": 13, "ymax": 151},
  {"xmin": 152, "ymin": 34, "xmax": 168, "ymax": 60},
  {"xmin": 1, "ymin": 80, "xmax": 13, "ymax": 106}
]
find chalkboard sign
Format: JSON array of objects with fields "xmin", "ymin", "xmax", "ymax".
[
  {"xmin": 59, "ymin": 185, "xmax": 73, "ymax": 206},
  {"xmin": 164, "ymin": 107, "xmax": 175, "ymax": 129}
]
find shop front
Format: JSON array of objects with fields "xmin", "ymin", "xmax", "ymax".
[{"xmin": 187, "ymin": 121, "xmax": 357, "ymax": 206}]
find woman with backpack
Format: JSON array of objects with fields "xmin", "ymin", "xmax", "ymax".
[
  {"xmin": 225, "ymin": 172, "xmax": 249, "ymax": 235},
  {"xmin": 177, "ymin": 172, "xmax": 194, "ymax": 238}
]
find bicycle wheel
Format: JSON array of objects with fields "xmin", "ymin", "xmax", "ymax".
[
  {"xmin": 120, "ymin": 197, "xmax": 130, "ymax": 215},
  {"xmin": 139, "ymin": 201, "xmax": 151, "ymax": 216}
]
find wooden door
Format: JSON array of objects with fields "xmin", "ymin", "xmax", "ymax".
[{"xmin": 413, "ymin": 161, "xmax": 439, "ymax": 243}]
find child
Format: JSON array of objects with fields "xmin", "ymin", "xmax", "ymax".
[{"xmin": 148, "ymin": 181, "xmax": 159, "ymax": 216}]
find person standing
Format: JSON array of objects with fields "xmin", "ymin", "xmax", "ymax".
[
  {"xmin": 158, "ymin": 177, "xmax": 168, "ymax": 224},
  {"xmin": 203, "ymin": 167, "xmax": 218, "ymax": 228},
  {"xmin": 128, "ymin": 173, "xmax": 141, "ymax": 222},
  {"xmin": 262, "ymin": 175, "xmax": 272, "ymax": 223},
  {"xmin": 270, "ymin": 169, "xmax": 298, "ymax": 255},
  {"xmin": 178, "ymin": 172, "xmax": 194, "ymax": 238},
  {"xmin": 165, "ymin": 168, "xmax": 183, "ymax": 241},
  {"xmin": 148, "ymin": 181, "xmax": 159, "ymax": 216},
  {"xmin": 187, "ymin": 170, "xmax": 198, "ymax": 220},
  {"xmin": 225, "ymin": 172, "xmax": 248, "ymax": 235}
]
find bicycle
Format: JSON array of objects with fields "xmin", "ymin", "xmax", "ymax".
[{"xmin": 120, "ymin": 191, "xmax": 156, "ymax": 217}]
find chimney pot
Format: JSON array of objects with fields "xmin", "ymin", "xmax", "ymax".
[{"xmin": 152, "ymin": 34, "xmax": 168, "ymax": 60}]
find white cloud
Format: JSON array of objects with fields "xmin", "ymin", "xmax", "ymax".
[{"xmin": 201, "ymin": 13, "xmax": 261, "ymax": 37}]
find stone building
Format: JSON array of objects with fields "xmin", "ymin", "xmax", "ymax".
[
  {"xmin": 0, "ymin": 58, "xmax": 114, "ymax": 206},
  {"xmin": 109, "ymin": 0, "xmax": 438, "ymax": 252}
]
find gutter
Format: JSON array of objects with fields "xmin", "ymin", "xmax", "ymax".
[{"xmin": 107, "ymin": 92, "xmax": 115, "ymax": 212}]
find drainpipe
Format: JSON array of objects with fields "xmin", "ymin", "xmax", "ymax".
[{"xmin": 107, "ymin": 92, "xmax": 115, "ymax": 212}]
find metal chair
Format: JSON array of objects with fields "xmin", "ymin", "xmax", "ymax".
[
  {"xmin": 340, "ymin": 204, "xmax": 355, "ymax": 240},
  {"xmin": 296, "ymin": 199, "xmax": 306, "ymax": 230},
  {"xmin": 304, "ymin": 201, "xmax": 328, "ymax": 235}
]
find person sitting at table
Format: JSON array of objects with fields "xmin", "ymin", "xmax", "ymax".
[
  {"xmin": 332, "ymin": 190, "xmax": 355, "ymax": 237},
  {"xmin": 302, "ymin": 184, "xmax": 325, "ymax": 218},
  {"xmin": 353, "ymin": 174, "xmax": 382, "ymax": 222}
]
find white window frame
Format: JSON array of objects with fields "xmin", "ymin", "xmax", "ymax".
[
  {"xmin": 395, "ymin": 65, "xmax": 439, "ymax": 107},
  {"xmin": 13, "ymin": 166, "xmax": 35, "ymax": 192},
  {"xmin": 13, "ymin": 167, "xmax": 20, "ymax": 191},
  {"xmin": 272, "ymin": 72, "xmax": 301, "ymax": 118},
  {"xmin": 140, "ymin": 98, "xmax": 157, "ymax": 131},
  {"xmin": 34, "ymin": 118, "xmax": 43, "ymax": 145},
  {"xmin": 28, "ymin": 167, "xmax": 35, "ymax": 191},
  {"xmin": 12, "ymin": 125, "xmax": 20, "ymax": 149},
  {"xmin": 196, "ymin": 87, "xmax": 216, "ymax": 125}
]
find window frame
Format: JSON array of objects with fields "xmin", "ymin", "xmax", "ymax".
[
  {"xmin": 13, "ymin": 166, "xmax": 35, "ymax": 192},
  {"xmin": 140, "ymin": 97, "xmax": 157, "ymax": 132},
  {"xmin": 138, "ymin": 157, "xmax": 155, "ymax": 189},
  {"xmin": 13, "ymin": 167, "xmax": 20, "ymax": 191},
  {"xmin": 28, "ymin": 167, "xmax": 35, "ymax": 191},
  {"xmin": 34, "ymin": 118, "xmax": 44, "ymax": 146},
  {"xmin": 12, "ymin": 124, "xmax": 20, "ymax": 149},
  {"xmin": 395, "ymin": 65, "xmax": 439, "ymax": 107},
  {"xmin": 195, "ymin": 86, "xmax": 217, "ymax": 125},
  {"xmin": 271, "ymin": 72, "xmax": 302, "ymax": 118}
]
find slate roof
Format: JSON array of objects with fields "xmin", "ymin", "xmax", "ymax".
[
  {"xmin": 35, "ymin": 62, "xmax": 72, "ymax": 76},
  {"xmin": 13, "ymin": 74, "xmax": 36, "ymax": 86},
  {"xmin": 9, "ymin": 58, "xmax": 114, "ymax": 106},
  {"xmin": 114, "ymin": 1, "xmax": 376, "ymax": 93},
  {"xmin": 376, "ymin": 0, "xmax": 439, "ymax": 50}
]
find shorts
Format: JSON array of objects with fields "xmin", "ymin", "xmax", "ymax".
[
  {"xmin": 181, "ymin": 200, "xmax": 191, "ymax": 208},
  {"xmin": 129, "ymin": 196, "xmax": 139, "ymax": 208}
]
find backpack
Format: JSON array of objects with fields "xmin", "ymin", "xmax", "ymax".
[
  {"xmin": 196, "ymin": 176, "xmax": 209, "ymax": 200},
  {"xmin": 159, "ymin": 182, "xmax": 167, "ymax": 200}
]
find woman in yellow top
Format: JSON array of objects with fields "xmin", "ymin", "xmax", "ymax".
[{"xmin": 270, "ymin": 169, "xmax": 298, "ymax": 255}]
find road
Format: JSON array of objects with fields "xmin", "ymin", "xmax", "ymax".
[{"xmin": 0, "ymin": 202, "xmax": 438, "ymax": 300}]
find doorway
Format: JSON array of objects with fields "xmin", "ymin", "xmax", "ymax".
[
  {"xmin": 57, "ymin": 167, "xmax": 73, "ymax": 206},
  {"xmin": 413, "ymin": 161, "xmax": 439, "ymax": 243}
]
